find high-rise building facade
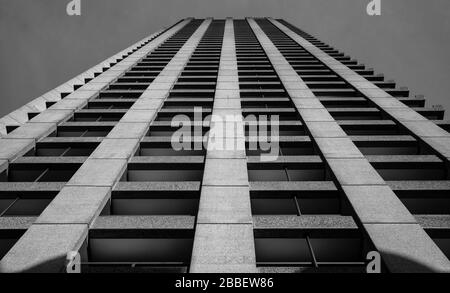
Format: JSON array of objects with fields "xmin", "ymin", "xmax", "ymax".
[{"xmin": 0, "ymin": 17, "xmax": 449, "ymax": 273}]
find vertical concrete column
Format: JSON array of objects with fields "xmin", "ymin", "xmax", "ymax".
[
  {"xmin": 190, "ymin": 18, "xmax": 257, "ymax": 273},
  {"xmin": 247, "ymin": 18, "xmax": 450, "ymax": 273},
  {"xmin": 268, "ymin": 18, "xmax": 450, "ymax": 168},
  {"xmin": 0, "ymin": 19, "xmax": 192, "ymax": 180},
  {"xmin": 0, "ymin": 18, "xmax": 213, "ymax": 273}
]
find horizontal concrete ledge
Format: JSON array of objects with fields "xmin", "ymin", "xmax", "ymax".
[
  {"xmin": 114, "ymin": 181, "xmax": 201, "ymax": 193},
  {"xmin": 39, "ymin": 136, "xmax": 104, "ymax": 143},
  {"xmin": 90, "ymin": 216, "xmax": 195, "ymax": 238},
  {"xmin": 12, "ymin": 156, "xmax": 86, "ymax": 164},
  {"xmin": 0, "ymin": 217, "xmax": 36, "ymax": 231},
  {"xmin": 129, "ymin": 156, "xmax": 205, "ymax": 164},
  {"xmin": 248, "ymin": 180, "xmax": 450, "ymax": 194},
  {"xmin": 416, "ymin": 215, "xmax": 450, "ymax": 230},
  {"xmin": 246, "ymin": 155, "xmax": 444, "ymax": 165},
  {"xmin": 387, "ymin": 180, "xmax": 450, "ymax": 191},
  {"xmin": 253, "ymin": 215, "xmax": 357, "ymax": 230},
  {"xmin": 139, "ymin": 135, "xmax": 420, "ymax": 144},
  {"xmin": 0, "ymin": 182, "xmax": 65, "ymax": 192},
  {"xmin": 250, "ymin": 181, "xmax": 337, "ymax": 192},
  {"xmin": 257, "ymin": 266, "xmax": 364, "ymax": 273}
]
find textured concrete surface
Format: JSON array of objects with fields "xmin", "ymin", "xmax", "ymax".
[
  {"xmin": 35, "ymin": 186, "xmax": 111, "ymax": 225},
  {"xmin": 2, "ymin": 17, "xmax": 449, "ymax": 274},
  {"xmin": 270, "ymin": 17, "xmax": 450, "ymax": 165},
  {"xmin": 0, "ymin": 18, "xmax": 213, "ymax": 273},
  {"xmin": 5, "ymin": 123, "xmax": 56, "ymax": 140},
  {"xmin": 314, "ymin": 137, "xmax": 364, "ymax": 159},
  {"xmin": 0, "ymin": 138, "xmax": 34, "ymax": 161},
  {"xmin": 365, "ymin": 223, "xmax": 450, "ymax": 273},
  {"xmin": 28, "ymin": 109, "xmax": 73, "ymax": 124},
  {"xmin": 0, "ymin": 224, "xmax": 88, "ymax": 273},
  {"xmin": 307, "ymin": 121, "xmax": 347, "ymax": 138},
  {"xmin": 0, "ymin": 18, "xmax": 176, "ymax": 136},
  {"xmin": 92, "ymin": 215, "xmax": 195, "ymax": 230},
  {"xmin": 327, "ymin": 159, "xmax": 385, "ymax": 186},
  {"xmin": 67, "ymin": 159, "xmax": 127, "ymax": 187},
  {"xmin": 253, "ymin": 215, "xmax": 357, "ymax": 229},
  {"xmin": 190, "ymin": 224, "xmax": 258, "ymax": 273},
  {"xmin": 202, "ymin": 158, "xmax": 249, "ymax": 186},
  {"xmin": 249, "ymin": 17, "xmax": 450, "ymax": 273},
  {"xmin": 342, "ymin": 185, "xmax": 417, "ymax": 224},
  {"xmin": 191, "ymin": 19, "xmax": 256, "ymax": 273},
  {"xmin": 197, "ymin": 186, "xmax": 253, "ymax": 224},
  {"xmin": 0, "ymin": 217, "xmax": 36, "ymax": 230},
  {"xmin": 90, "ymin": 138, "xmax": 140, "ymax": 159},
  {"xmin": 106, "ymin": 122, "xmax": 149, "ymax": 139}
]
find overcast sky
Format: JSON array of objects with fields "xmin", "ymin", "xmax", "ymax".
[{"xmin": 1, "ymin": 0, "xmax": 449, "ymax": 118}]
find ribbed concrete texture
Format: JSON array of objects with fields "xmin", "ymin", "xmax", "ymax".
[{"xmin": 0, "ymin": 17, "xmax": 449, "ymax": 273}]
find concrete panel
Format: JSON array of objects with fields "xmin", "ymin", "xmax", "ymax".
[
  {"xmin": 190, "ymin": 224, "xmax": 257, "ymax": 273},
  {"xmin": 315, "ymin": 137, "xmax": 364, "ymax": 159},
  {"xmin": 364, "ymin": 224, "xmax": 450, "ymax": 273},
  {"xmin": 6, "ymin": 123, "xmax": 56, "ymax": 140},
  {"xmin": 131, "ymin": 99, "xmax": 165, "ymax": 110},
  {"xmin": 385, "ymin": 108, "xmax": 427, "ymax": 122},
  {"xmin": 197, "ymin": 186, "xmax": 252, "ymax": 224},
  {"xmin": 67, "ymin": 158, "xmax": 127, "ymax": 187},
  {"xmin": 28, "ymin": 109, "xmax": 73, "ymax": 124},
  {"xmin": 27, "ymin": 97, "xmax": 48, "ymax": 112},
  {"xmin": 422, "ymin": 137, "xmax": 450, "ymax": 159},
  {"xmin": 298, "ymin": 109, "xmax": 335, "ymax": 122},
  {"xmin": 203, "ymin": 159, "xmax": 249, "ymax": 186},
  {"xmin": 292, "ymin": 98, "xmax": 324, "ymax": 109},
  {"xmin": 342, "ymin": 185, "xmax": 416, "ymax": 224},
  {"xmin": 401, "ymin": 121, "xmax": 449, "ymax": 138},
  {"xmin": 327, "ymin": 159, "xmax": 385, "ymax": 185},
  {"xmin": 92, "ymin": 215, "xmax": 195, "ymax": 230},
  {"xmin": 8, "ymin": 106, "xmax": 36, "ymax": 124},
  {"xmin": 106, "ymin": 122, "xmax": 149, "ymax": 139},
  {"xmin": 48, "ymin": 98, "xmax": 88, "ymax": 110},
  {"xmin": 90, "ymin": 138, "xmax": 140, "ymax": 159},
  {"xmin": 36, "ymin": 186, "xmax": 111, "ymax": 225},
  {"xmin": 0, "ymin": 224, "xmax": 87, "ymax": 273},
  {"xmin": 307, "ymin": 121, "xmax": 347, "ymax": 138},
  {"xmin": 0, "ymin": 138, "xmax": 35, "ymax": 161},
  {"xmin": 120, "ymin": 110, "xmax": 157, "ymax": 123},
  {"xmin": 213, "ymin": 98, "xmax": 241, "ymax": 109}
]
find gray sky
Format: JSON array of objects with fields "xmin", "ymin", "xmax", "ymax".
[{"xmin": 1, "ymin": 0, "xmax": 449, "ymax": 118}]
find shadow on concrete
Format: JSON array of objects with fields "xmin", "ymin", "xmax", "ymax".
[
  {"xmin": 1, "ymin": 252, "xmax": 449, "ymax": 273},
  {"xmin": 300, "ymin": 251, "xmax": 448, "ymax": 273}
]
